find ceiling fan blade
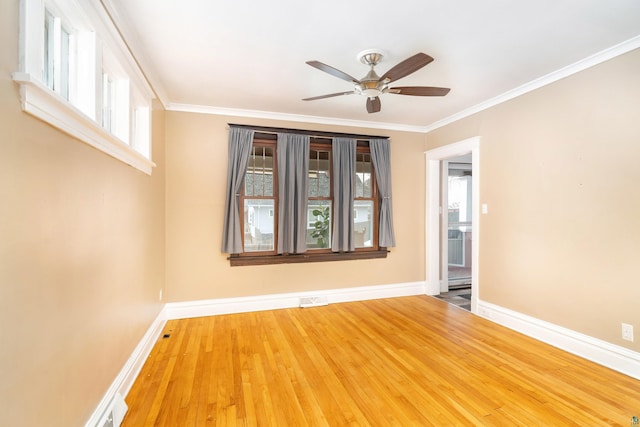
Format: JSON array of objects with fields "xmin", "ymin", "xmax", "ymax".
[
  {"xmin": 302, "ymin": 91, "xmax": 355, "ymax": 101},
  {"xmin": 389, "ymin": 86, "xmax": 451, "ymax": 96},
  {"xmin": 366, "ymin": 96, "xmax": 381, "ymax": 113},
  {"xmin": 306, "ymin": 61, "xmax": 360, "ymax": 84},
  {"xmin": 379, "ymin": 53, "xmax": 434, "ymax": 83}
]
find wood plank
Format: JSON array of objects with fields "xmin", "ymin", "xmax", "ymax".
[{"xmin": 122, "ymin": 296, "xmax": 640, "ymax": 426}]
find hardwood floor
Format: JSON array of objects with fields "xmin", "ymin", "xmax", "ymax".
[{"xmin": 122, "ymin": 296, "xmax": 639, "ymax": 426}]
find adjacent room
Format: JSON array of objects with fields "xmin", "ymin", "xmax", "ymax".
[{"xmin": 2, "ymin": 0, "xmax": 640, "ymax": 425}]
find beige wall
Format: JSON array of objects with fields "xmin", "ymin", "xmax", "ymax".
[
  {"xmin": 2, "ymin": 0, "xmax": 638, "ymax": 422},
  {"xmin": 165, "ymin": 113, "xmax": 426, "ymax": 302},
  {"xmin": 426, "ymin": 48, "xmax": 640, "ymax": 351},
  {"xmin": 0, "ymin": 1, "xmax": 166, "ymax": 425}
]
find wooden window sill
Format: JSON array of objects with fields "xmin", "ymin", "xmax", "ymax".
[{"xmin": 228, "ymin": 249, "xmax": 388, "ymax": 266}]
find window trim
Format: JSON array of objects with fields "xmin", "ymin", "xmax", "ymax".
[
  {"xmin": 232, "ymin": 131, "xmax": 389, "ymax": 265},
  {"xmin": 14, "ymin": 0, "xmax": 155, "ymax": 174},
  {"xmin": 13, "ymin": 72, "xmax": 154, "ymax": 174},
  {"xmin": 228, "ymin": 249, "xmax": 389, "ymax": 267}
]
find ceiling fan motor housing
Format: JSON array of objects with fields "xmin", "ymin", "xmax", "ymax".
[{"xmin": 356, "ymin": 49, "xmax": 389, "ymax": 97}]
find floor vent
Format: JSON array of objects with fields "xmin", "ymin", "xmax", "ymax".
[{"xmin": 299, "ymin": 296, "xmax": 329, "ymax": 308}]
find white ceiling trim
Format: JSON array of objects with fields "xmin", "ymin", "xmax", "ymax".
[
  {"xmin": 99, "ymin": 0, "xmax": 170, "ymax": 106},
  {"xmin": 166, "ymin": 103, "xmax": 428, "ymax": 133},
  {"xmin": 166, "ymin": 35, "xmax": 639, "ymax": 135},
  {"xmin": 422, "ymin": 35, "xmax": 640, "ymax": 133}
]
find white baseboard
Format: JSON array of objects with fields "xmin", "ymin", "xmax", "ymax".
[
  {"xmin": 88, "ymin": 284, "xmax": 639, "ymax": 427},
  {"xmin": 477, "ymin": 300, "xmax": 640, "ymax": 380},
  {"xmin": 85, "ymin": 281, "xmax": 426, "ymax": 426},
  {"xmin": 163, "ymin": 281, "xmax": 427, "ymax": 320},
  {"xmin": 84, "ymin": 310, "xmax": 167, "ymax": 427}
]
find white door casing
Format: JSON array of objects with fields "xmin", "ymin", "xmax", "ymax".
[{"xmin": 425, "ymin": 137, "xmax": 480, "ymax": 313}]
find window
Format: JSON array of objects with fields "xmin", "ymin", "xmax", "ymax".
[
  {"xmin": 307, "ymin": 146, "xmax": 332, "ymax": 250},
  {"xmin": 44, "ymin": 9, "xmax": 70, "ymax": 99},
  {"xmin": 241, "ymin": 142, "xmax": 276, "ymax": 253},
  {"xmin": 354, "ymin": 150, "xmax": 377, "ymax": 249},
  {"xmin": 225, "ymin": 128, "xmax": 393, "ymax": 266},
  {"xmin": 102, "ymin": 49, "xmax": 130, "ymax": 143},
  {"xmin": 13, "ymin": 0, "xmax": 155, "ymax": 174}
]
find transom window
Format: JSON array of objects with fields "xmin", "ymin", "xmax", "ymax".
[
  {"xmin": 44, "ymin": 9, "xmax": 71, "ymax": 100},
  {"xmin": 14, "ymin": 0, "xmax": 155, "ymax": 174}
]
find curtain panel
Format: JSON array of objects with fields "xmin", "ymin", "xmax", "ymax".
[
  {"xmin": 331, "ymin": 137, "xmax": 356, "ymax": 252},
  {"xmin": 277, "ymin": 133, "xmax": 310, "ymax": 254},
  {"xmin": 369, "ymin": 138, "xmax": 396, "ymax": 247},
  {"xmin": 221, "ymin": 127, "xmax": 255, "ymax": 254},
  {"xmin": 222, "ymin": 126, "xmax": 393, "ymax": 257}
]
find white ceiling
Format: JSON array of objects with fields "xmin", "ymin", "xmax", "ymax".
[{"xmin": 106, "ymin": 0, "xmax": 640, "ymax": 131}]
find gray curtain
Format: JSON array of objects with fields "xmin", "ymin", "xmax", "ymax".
[
  {"xmin": 370, "ymin": 138, "xmax": 396, "ymax": 247},
  {"xmin": 332, "ymin": 137, "xmax": 356, "ymax": 252},
  {"xmin": 221, "ymin": 127, "xmax": 255, "ymax": 254},
  {"xmin": 277, "ymin": 133, "xmax": 310, "ymax": 254}
]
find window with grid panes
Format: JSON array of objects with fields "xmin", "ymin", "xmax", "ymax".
[
  {"xmin": 232, "ymin": 133, "xmax": 389, "ymax": 267},
  {"xmin": 307, "ymin": 145, "xmax": 332, "ymax": 250},
  {"xmin": 241, "ymin": 141, "xmax": 277, "ymax": 253},
  {"xmin": 354, "ymin": 149, "xmax": 377, "ymax": 249}
]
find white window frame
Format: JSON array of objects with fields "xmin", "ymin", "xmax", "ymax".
[
  {"xmin": 13, "ymin": 0, "xmax": 155, "ymax": 174},
  {"xmin": 101, "ymin": 48, "xmax": 130, "ymax": 143}
]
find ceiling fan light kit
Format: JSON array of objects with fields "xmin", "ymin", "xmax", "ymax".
[{"xmin": 303, "ymin": 49, "xmax": 450, "ymax": 113}]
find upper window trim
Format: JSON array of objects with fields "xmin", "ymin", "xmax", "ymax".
[{"xmin": 14, "ymin": 0, "xmax": 155, "ymax": 174}]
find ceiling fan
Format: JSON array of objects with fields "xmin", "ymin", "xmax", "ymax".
[{"xmin": 303, "ymin": 49, "xmax": 450, "ymax": 113}]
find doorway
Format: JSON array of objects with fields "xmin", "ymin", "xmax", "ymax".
[
  {"xmin": 444, "ymin": 156, "xmax": 472, "ymax": 290},
  {"xmin": 425, "ymin": 137, "xmax": 480, "ymax": 313}
]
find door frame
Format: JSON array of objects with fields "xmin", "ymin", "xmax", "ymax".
[
  {"xmin": 425, "ymin": 136, "xmax": 480, "ymax": 313},
  {"xmin": 440, "ymin": 160, "xmax": 450, "ymax": 292}
]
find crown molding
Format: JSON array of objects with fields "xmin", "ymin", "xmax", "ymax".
[
  {"xmin": 107, "ymin": 7, "xmax": 639, "ymax": 135},
  {"xmin": 421, "ymin": 35, "xmax": 640, "ymax": 133},
  {"xmin": 166, "ymin": 103, "xmax": 428, "ymax": 133},
  {"xmin": 169, "ymin": 32, "xmax": 639, "ymax": 135},
  {"xmin": 99, "ymin": 0, "xmax": 170, "ymax": 107}
]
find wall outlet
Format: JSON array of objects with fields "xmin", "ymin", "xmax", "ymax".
[
  {"xmin": 159, "ymin": 289, "xmax": 163, "ymax": 302},
  {"xmin": 622, "ymin": 323, "xmax": 634, "ymax": 342}
]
